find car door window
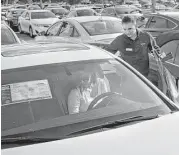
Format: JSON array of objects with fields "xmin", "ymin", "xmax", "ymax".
[
  {"xmin": 72, "ymin": 28, "xmax": 80, "ymax": 37},
  {"xmin": 148, "ymin": 16, "xmax": 167, "ymax": 28},
  {"xmin": 161, "ymin": 40, "xmax": 179, "ymax": 63},
  {"xmin": 21, "ymin": 11, "xmax": 26, "ymax": 18},
  {"xmin": 46, "ymin": 22, "xmax": 63, "ymax": 36},
  {"xmin": 167, "ymin": 20, "xmax": 176, "ymax": 29},
  {"xmin": 59, "ymin": 22, "xmax": 73, "ymax": 37},
  {"xmin": 25, "ymin": 13, "xmax": 30, "ymax": 20}
]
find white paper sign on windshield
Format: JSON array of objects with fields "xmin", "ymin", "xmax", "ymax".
[{"xmin": 2, "ymin": 80, "xmax": 52, "ymax": 105}]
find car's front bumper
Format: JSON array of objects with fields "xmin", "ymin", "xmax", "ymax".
[{"xmin": 32, "ymin": 25, "xmax": 50, "ymax": 35}]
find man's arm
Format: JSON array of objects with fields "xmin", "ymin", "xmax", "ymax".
[
  {"xmin": 147, "ymin": 32, "xmax": 166, "ymax": 58},
  {"xmin": 106, "ymin": 36, "xmax": 121, "ymax": 55}
]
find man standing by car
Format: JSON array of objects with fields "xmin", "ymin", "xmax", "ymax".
[{"xmin": 107, "ymin": 15, "xmax": 163, "ymax": 77}]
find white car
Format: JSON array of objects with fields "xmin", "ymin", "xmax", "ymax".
[
  {"xmin": 18, "ymin": 10, "xmax": 59, "ymax": 37},
  {"xmin": 36, "ymin": 16, "xmax": 124, "ymax": 44},
  {"xmin": 1, "ymin": 22, "xmax": 21, "ymax": 46},
  {"xmin": 1, "ymin": 41, "xmax": 179, "ymax": 154}
]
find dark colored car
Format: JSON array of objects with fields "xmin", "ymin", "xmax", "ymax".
[
  {"xmin": 100, "ymin": 5, "xmax": 142, "ymax": 19},
  {"xmin": 6, "ymin": 9, "xmax": 26, "ymax": 28},
  {"xmin": 46, "ymin": 7, "xmax": 69, "ymax": 19},
  {"xmin": 142, "ymin": 12, "xmax": 179, "ymax": 38},
  {"xmin": 155, "ymin": 30, "xmax": 179, "ymax": 88}
]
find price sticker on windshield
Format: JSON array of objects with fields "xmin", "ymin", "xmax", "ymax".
[{"xmin": 2, "ymin": 79, "xmax": 52, "ymax": 105}]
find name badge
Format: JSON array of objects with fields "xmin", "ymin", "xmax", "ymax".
[{"xmin": 126, "ymin": 48, "xmax": 133, "ymax": 51}]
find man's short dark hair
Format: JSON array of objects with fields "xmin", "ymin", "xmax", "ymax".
[{"xmin": 122, "ymin": 15, "xmax": 136, "ymax": 24}]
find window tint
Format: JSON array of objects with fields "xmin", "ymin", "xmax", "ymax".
[
  {"xmin": 161, "ymin": 40, "xmax": 179, "ymax": 63},
  {"xmin": 148, "ymin": 16, "xmax": 167, "ymax": 28},
  {"xmin": 59, "ymin": 22, "xmax": 73, "ymax": 37},
  {"xmin": 46, "ymin": 22, "xmax": 63, "ymax": 36}
]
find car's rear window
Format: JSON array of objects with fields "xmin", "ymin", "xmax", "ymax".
[
  {"xmin": 31, "ymin": 12, "xmax": 56, "ymax": 19},
  {"xmin": 76, "ymin": 9, "xmax": 95, "ymax": 16},
  {"xmin": 81, "ymin": 20, "xmax": 123, "ymax": 36}
]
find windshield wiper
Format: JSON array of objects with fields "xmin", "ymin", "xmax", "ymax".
[{"xmin": 68, "ymin": 115, "xmax": 160, "ymax": 136}]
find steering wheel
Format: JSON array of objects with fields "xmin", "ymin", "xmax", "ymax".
[{"xmin": 87, "ymin": 92, "xmax": 120, "ymax": 110}]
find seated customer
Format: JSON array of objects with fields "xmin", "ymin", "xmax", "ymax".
[{"xmin": 68, "ymin": 72, "xmax": 110, "ymax": 114}]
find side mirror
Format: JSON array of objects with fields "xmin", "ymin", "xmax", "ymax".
[
  {"xmin": 39, "ymin": 31, "xmax": 46, "ymax": 36},
  {"xmin": 25, "ymin": 17, "xmax": 30, "ymax": 20}
]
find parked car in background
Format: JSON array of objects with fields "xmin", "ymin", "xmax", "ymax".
[
  {"xmin": 6, "ymin": 8, "xmax": 26, "ymax": 28},
  {"xmin": 156, "ymin": 30, "xmax": 179, "ymax": 88},
  {"xmin": 1, "ymin": 22, "xmax": 21, "ymax": 46},
  {"xmin": 172, "ymin": 4, "xmax": 179, "ymax": 11},
  {"xmin": 1, "ymin": 41, "xmax": 179, "ymax": 154},
  {"xmin": 1, "ymin": 6, "xmax": 12, "ymax": 17},
  {"xmin": 100, "ymin": 5, "xmax": 142, "ymax": 19},
  {"xmin": 18, "ymin": 10, "xmax": 59, "ymax": 38},
  {"xmin": 46, "ymin": 7, "xmax": 69, "ymax": 19},
  {"xmin": 142, "ymin": 12, "xmax": 179, "ymax": 38},
  {"xmin": 27, "ymin": 5, "xmax": 41, "ymax": 10},
  {"xmin": 67, "ymin": 7, "xmax": 99, "ymax": 17},
  {"xmin": 44, "ymin": 3, "xmax": 61, "ymax": 9},
  {"xmin": 36, "ymin": 16, "xmax": 124, "ymax": 45}
]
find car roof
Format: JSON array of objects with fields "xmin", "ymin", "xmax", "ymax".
[
  {"xmin": 1, "ymin": 42, "xmax": 111, "ymax": 70},
  {"xmin": 147, "ymin": 12, "xmax": 179, "ymax": 20},
  {"xmin": 156, "ymin": 30, "xmax": 179, "ymax": 47},
  {"xmin": 9, "ymin": 8, "xmax": 26, "ymax": 11},
  {"xmin": 27, "ymin": 10, "xmax": 50, "ymax": 12},
  {"xmin": 67, "ymin": 16, "xmax": 121, "ymax": 23}
]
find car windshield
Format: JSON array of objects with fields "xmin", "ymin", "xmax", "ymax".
[
  {"xmin": 76, "ymin": 9, "xmax": 95, "ymax": 16},
  {"xmin": 1, "ymin": 27, "xmax": 17, "ymax": 45},
  {"xmin": 31, "ymin": 11, "xmax": 56, "ymax": 19},
  {"xmin": 51, "ymin": 8, "xmax": 68, "ymax": 15},
  {"xmin": 81, "ymin": 20, "xmax": 124, "ymax": 36},
  {"xmin": 2, "ymin": 58, "xmax": 171, "ymax": 139}
]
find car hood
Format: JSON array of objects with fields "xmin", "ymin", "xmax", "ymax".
[
  {"xmin": 31, "ymin": 18, "xmax": 59, "ymax": 25},
  {"xmin": 2, "ymin": 112, "xmax": 179, "ymax": 155},
  {"xmin": 90, "ymin": 33, "xmax": 122, "ymax": 44}
]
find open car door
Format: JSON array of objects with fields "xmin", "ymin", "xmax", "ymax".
[{"xmin": 152, "ymin": 48, "xmax": 179, "ymax": 105}]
